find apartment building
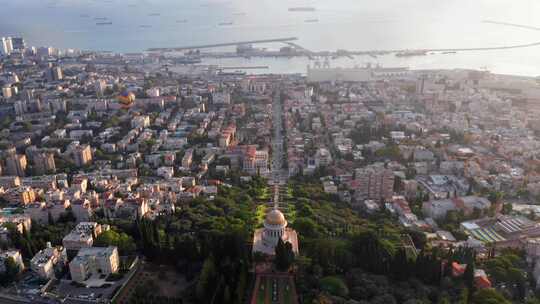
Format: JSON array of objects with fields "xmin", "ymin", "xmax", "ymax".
[
  {"xmin": 62, "ymin": 222, "xmax": 107, "ymax": 252},
  {"xmin": 354, "ymin": 166, "xmax": 395, "ymax": 201},
  {"xmin": 30, "ymin": 243, "xmax": 66, "ymax": 279},
  {"xmin": 69, "ymin": 246, "xmax": 119, "ymax": 283}
]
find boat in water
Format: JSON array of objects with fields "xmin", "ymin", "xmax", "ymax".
[
  {"xmin": 218, "ymin": 70, "xmax": 247, "ymax": 76},
  {"xmin": 176, "ymin": 19, "xmax": 188, "ymax": 23},
  {"xmin": 288, "ymin": 7, "xmax": 316, "ymax": 12},
  {"xmin": 174, "ymin": 57, "xmax": 202, "ymax": 64},
  {"xmin": 94, "ymin": 17, "xmax": 108, "ymax": 20},
  {"xmin": 96, "ymin": 22, "xmax": 113, "ymax": 25},
  {"xmin": 395, "ymin": 50, "xmax": 427, "ymax": 57},
  {"xmin": 139, "ymin": 25, "xmax": 152, "ymax": 28},
  {"xmin": 148, "ymin": 13, "xmax": 161, "ymax": 17},
  {"xmin": 304, "ymin": 19, "xmax": 319, "ymax": 23},
  {"xmin": 218, "ymin": 22, "xmax": 234, "ymax": 26}
]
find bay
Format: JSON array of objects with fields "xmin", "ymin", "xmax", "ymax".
[{"xmin": 1, "ymin": 0, "xmax": 539, "ymax": 76}]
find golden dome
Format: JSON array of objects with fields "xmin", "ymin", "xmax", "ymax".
[{"xmin": 265, "ymin": 208, "xmax": 286, "ymax": 226}]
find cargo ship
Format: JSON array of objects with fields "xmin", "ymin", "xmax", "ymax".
[
  {"xmin": 288, "ymin": 7, "xmax": 316, "ymax": 12},
  {"xmin": 148, "ymin": 13, "xmax": 161, "ymax": 17},
  {"xmin": 304, "ymin": 19, "xmax": 319, "ymax": 23},
  {"xmin": 395, "ymin": 50, "xmax": 427, "ymax": 57},
  {"xmin": 96, "ymin": 22, "xmax": 113, "ymax": 25},
  {"xmin": 174, "ymin": 57, "xmax": 202, "ymax": 64},
  {"xmin": 218, "ymin": 22, "xmax": 234, "ymax": 26},
  {"xmin": 218, "ymin": 70, "xmax": 247, "ymax": 76},
  {"xmin": 176, "ymin": 19, "xmax": 188, "ymax": 23}
]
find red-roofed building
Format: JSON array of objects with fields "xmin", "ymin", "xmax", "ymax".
[
  {"xmin": 451, "ymin": 262, "xmax": 492, "ymax": 289},
  {"xmin": 452, "ymin": 262, "xmax": 466, "ymax": 277},
  {"xmin": 208, "ymin": 179, "xmax": 223, "ymax": 186},
  {"xmin": 475, "ymin": 275, "xmax": 492, "ymax": 289},
  {"xmin": 186, "ymin": 186, "xmax": 203, "ymax": 197}
]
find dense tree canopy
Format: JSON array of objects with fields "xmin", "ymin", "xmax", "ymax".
[{"xmin": 94, "ymin": 229, "xmax": 136, "ymax": 255}]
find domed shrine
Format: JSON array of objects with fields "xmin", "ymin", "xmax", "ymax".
[{"xmin": 252, "ymin": 207, "xmax": 299, "ymax": 255}]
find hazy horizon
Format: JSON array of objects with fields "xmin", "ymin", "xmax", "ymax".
[{"xmin": 2, "ymin": 0, "xmax": 540, "ymax": 75}]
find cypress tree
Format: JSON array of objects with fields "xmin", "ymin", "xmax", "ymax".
[
  {"xmin": 464, "ymin": 262, "xmax": 475, "ymax": 292},
  {"xmin": 235, "ymin": 264, "xmax": 247, "ymax": 303},
  {"xmin": 275, "ymin": 239, "xmax": 294, "ymax": 271},
  {"xmin": 47, "ymin": 211, "xmax": 55, "ymax": 225},
  {"xmin": 391, "ymin": 248, "xmax": 411, "ymax": 280},
  {"xmin": 223, "ymin": 285, "xmax": 231, "ymax": 304}
]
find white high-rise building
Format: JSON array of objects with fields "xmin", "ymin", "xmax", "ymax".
[
  {"xmin": 2, "ymin": 87, "xmax": 12, "ymax": 99},
  {"xmin": 95, "ymin": 79, "xmax": 107, "ymax": 95},
  {"xmin": 5, "ymin": 37, "xmax": 13, "ymax": 54},
  {"xmin": 0, "ymin": 37, "xmax": 11, "ymax": 56}
]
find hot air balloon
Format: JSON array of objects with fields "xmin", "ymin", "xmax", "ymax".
[{"xmin": 117, "ymin": 91, "xmax": 135, "ymax": 108}]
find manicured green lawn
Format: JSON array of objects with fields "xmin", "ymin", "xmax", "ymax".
[
  {"xmin": 256, "ymin": 276, "xmax": 297, "ymax": 304},
  {"xmin": 286, "ymin": 185, "xmax": 293, "ymax": 199},
  {"xmin": 256, "ymin": 277, "xmax": 266, "ymax": 304},
  {"xmin": 282, "ymin": 204, "xmax": 297, "ymax": 223},
  {"xmin": 256, "ymin": 204, "xmax": 267, "ymax": 226},
  {"xmin": 257, "ymin": 187, "xmax": 271, "ymax": 200},
  {"xmin": 282, "ymin": 278, "xmax": 294, "ymax": 304}
]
